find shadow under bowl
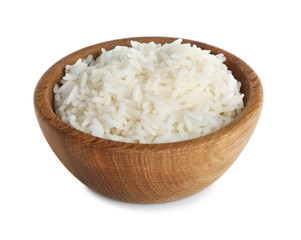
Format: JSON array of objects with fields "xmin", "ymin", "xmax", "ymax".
[{"xmin": 34, "ymin": 37, "xmax": 263, "ymax": 203}]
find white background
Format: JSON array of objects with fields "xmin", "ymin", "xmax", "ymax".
[{"xmin": 1, "ymin": 0, "xmax": 300, "ymax": 239}]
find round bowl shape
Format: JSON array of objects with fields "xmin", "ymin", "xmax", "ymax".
[{"xmin": 34, "ymin": 37, "xmax": 263, "ymax": 203}]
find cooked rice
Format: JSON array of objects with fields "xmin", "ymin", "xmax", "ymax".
[{"xmin": 53, "ymin": 39, "xmax": 244, "ymax": 143}]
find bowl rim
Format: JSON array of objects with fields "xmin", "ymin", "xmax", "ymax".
[{"xmin": 34, "ymin": 36, "xmax": 263, "ymax": 150}]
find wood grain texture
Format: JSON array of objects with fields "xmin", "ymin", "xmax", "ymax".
[{"xmin": 34, "ymin": 37, "xmax": 263, "ymax": 203}]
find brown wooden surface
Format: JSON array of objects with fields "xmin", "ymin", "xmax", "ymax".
[{"xmin": 34, "ymin": 37, "xmax": 263, "ymax": 203}]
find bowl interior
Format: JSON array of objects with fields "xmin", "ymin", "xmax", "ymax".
[{"xmin": 36, "ymin": 37, "xmax": 261, "ymax": 148}]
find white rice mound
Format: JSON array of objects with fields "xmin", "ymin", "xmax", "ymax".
[{"xmin": 53, "ymin": 39, "xmax": 244, "ymax": 143}]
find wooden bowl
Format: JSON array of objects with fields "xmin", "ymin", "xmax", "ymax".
[{"xmin": 34, "ymin": 37, "xmax": 263, "ymax": 203}]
